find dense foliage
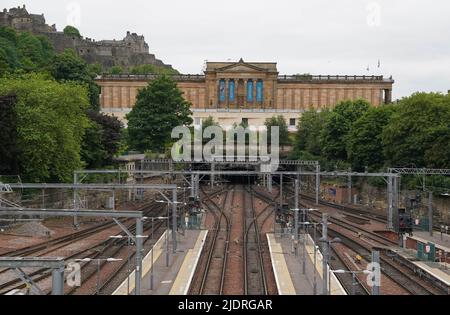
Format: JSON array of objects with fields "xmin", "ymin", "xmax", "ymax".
[
  {"xmin": 0, "ymin": 27, "xmax": 124, "ymax": 182},
  {"xmin": 291, "ymin": 95, "xmax": 450, "ymax": 173},
  {"xmin": 81, "ymin": 111, "xmax": 124, "ymax": 168},
  {"xmin": 0, "ymin": 26, "xmax": 54, "ymax": 73},
  {"xmin": 130, "ymin": 64, "xmax": 179, "ymax": 75},
  {"xmin": 63, "ymin": 25, "xmax": 81, "ymax": 39},
  {"xmin": 0, "ymin": 74, "xmax": 90, "ymax": 182},
  {"xmin": 51, "ymin": 49, "xmax": 100, "ymax": 110},
  {"xmin": 264, "ymin": 115, "xmax": 290, "ymax": 146},
  {"xmin": 127, "ymin": 75, "xmax": 193, "ymax": 153},
  {"xmin": 0, "ymin": 94, "xmax": 19, "ymax": 175}
]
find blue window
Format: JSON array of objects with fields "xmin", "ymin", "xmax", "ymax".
[
  {"xmin": 256, "ymin": 80, "xmax": 263, "ymax": 102},
  {"xmin": 247, "ymin": 80, "xmax": 254, "ymax": 102},
  {"xmin": 229, "ymin": 80, "xmax": 235, "ymax": 102},
  {"xmin": 219, "ymin": 79, "xmax": 226, "ymax": 102}
]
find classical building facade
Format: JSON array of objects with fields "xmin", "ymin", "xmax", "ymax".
[{"xmin": 96, "ymin": 59, "xmax": 394, "ymax": 129}]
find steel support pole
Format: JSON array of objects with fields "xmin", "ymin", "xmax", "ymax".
[
  {"xmin": 316, "ymin": 165, "xmax": 320, "ymax": 205},
  {"xmin": 322, "ymin": 213, "xmax": 328, "ymax": 295},
  {"xmin": 371, "ymin": 251, "xmax": 380, "ymax": 295},
  {"xmin": 166, "ymin": 211, "xmax": 170, "ymax": 267},
  {"xmin": 313, "ymin": 226, "xmax": 317, "ymax": 295},
  {"xmin": 348, "ymin": 172, "xmax": 352, "ymax": 204},
  {"xmin": 172, "ymin": 189, "xmax": 178, "ymax": 253},
  {"xmin": 294, "ymin": 180, "xmax": 299, "ymax": 256},
  {"xmin": 429, "ymin": 191, "xmax": 433, "ymax": 237},
  {"xmin": 387, "ymin": 176, "xmax": 394, "ymax": 230},
  {"xmin": 51, "ymin": 267, "xmax": 64, "ymax": 295},
  {"xmin": 302, "ymin": 232, "xmax": 307, "ymax": 275},
  {"xmin": 191, "ymin": 174, "xmax": 195, "ymax": 198},
  {"xmin": 393, "ymin": 176, "xmax": 399, "ymax": 224},
  {"xmin": 73, "ymin": 173, "xmax": 79, "ymax": 228},
  {"xmin": 268, "ymin": 174, "xmax": 272, "ymax": 193},
  {"xmin": 150, "ymin": 219, "xmax": 154, "ymax": 291},
  {"xmin": 135, "ymin": 218, "xmax": 143, "ymax": 295},
  {"xmin": 294, "ymin": 180, "xmax": 299, "ymax": 237},
  {"xmin": 280, "ymin": 174, "xmax": 283, "ymax": 210},
  {"xmin": 211, "ymin": 162, "xmax": 215, "ymax": 188}
]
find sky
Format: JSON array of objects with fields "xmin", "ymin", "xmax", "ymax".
[{"xmin": 3, "ymin": 0, "xmax": 450, "ymax": 99}]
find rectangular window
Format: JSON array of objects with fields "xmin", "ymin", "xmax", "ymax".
[
  {"xmin": 242, "ymin": 118, "xmax": 248, "ymax": 126},
  {"xmin": 247, "ymin": 81, "xmax": 254, "ymax": 102},
  {"xmin": 229, "ymin": 80, "xmax": 235, "ymax": 102},
  {"xmin": 256, "ymin": 80, "xmax": 263, "ymax": 102},
  {"xmin": 219, "ymin": 80, "xmax": 226, "ymax": 102},
  {"xmin": 290, "ymin": 118, "xmax": 296, "ymax": 127}
]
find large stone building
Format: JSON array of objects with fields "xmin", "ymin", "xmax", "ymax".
[
  {"xmin": 96, "ymin": 59, "xmax": 394, "ymax": 129},
  {"xmin": 1, "ymin": 5, "xmax": 173, "ymax": 70}
]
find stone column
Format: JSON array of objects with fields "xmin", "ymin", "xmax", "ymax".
[
  {"xmin": 225, "ymin": 79, "xmax": 229, "ymax": 109},
  {"xmin": 244, "ymin": 79, "xmax": 248, "ymax": 109},
  {"xmin": 253, "ymin": 79, "xmax": 257, "ymax": 110}
]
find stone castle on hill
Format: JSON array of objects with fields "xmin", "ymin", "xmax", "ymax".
[{"xmin": 1, "ymin": 5, "xmax": 174, "ymax": 70}]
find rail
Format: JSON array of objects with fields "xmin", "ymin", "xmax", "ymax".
[{"xmin": 278, "ymin": 74, "xmax": 393, "ymax": 82}]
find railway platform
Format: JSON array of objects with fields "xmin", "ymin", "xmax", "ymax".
[
  {"xmin": 113, "ymin": 229, "xmax": 208, "ymax": 295},
  {"xmin": 267, "ymin": 233, "xmax": 346, "ymax": 295}
]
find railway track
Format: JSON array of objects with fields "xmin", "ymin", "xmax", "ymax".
[
  {"xmin": 321, "ymin": 222, "xmax": 445, "ymax": 295},
  {"xmin": 196, "ymin": 186, "xmax": 232, "ymax": 295},
  {"xmin": 243, "ymin": 185, "xmax": 268, "ymax": 295},
  {"xmin": 283, "ymin": 185, "xmax": 447, "ymax": 295},
  {"xmin": 0, "ymin": 198, "xmax": 172, "ymax": 295}
]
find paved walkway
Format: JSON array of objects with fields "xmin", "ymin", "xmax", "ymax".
[
  {"xmin": 113, "ymin": 230, "xmax": 207, "ymax": 295},
  {"xmin": 411, "ymin": 231, "xmax": 450, "ymax": 252},
  {"xmin": 267, "ymin": 233, "xmax": 346, "ymax": 295}
]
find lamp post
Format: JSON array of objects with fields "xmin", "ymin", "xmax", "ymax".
[
  {"xmin": 142, "ymin": 216, "xmax": 168, "ymax": 291},
  {"xmin": 331, "ymin": 269, "xmax": 371, "ymax": 295},
  {"xmin": 298, "ymin": 221, "xmax": 327, "ymax": 295},
  {"xmin": 318, "ymin": 236, "xmax": 341, "ymax": 295},
  {"xmin": 75, "ymin": 258, "xmax": 122, "ymax": 295},
  {"xmin": 156, "ymin": 199, "xmax": 185, "ymax": 254}
]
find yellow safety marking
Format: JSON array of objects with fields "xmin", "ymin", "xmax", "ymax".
[
  {"xmin": 267, "ymin": 234, "xmax": 296, "ymax": 295},
  {"xmin": 112, "ymin": 230, "xmax": 169, "ymax": 295},
  {"xmin": 169, "ymin": 230, "xmax": 209, "ymax": 295}
]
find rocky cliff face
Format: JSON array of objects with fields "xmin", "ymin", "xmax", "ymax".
[{"xmin": 1, "ymin": 5, "xmax": 174, "ymax": 71}]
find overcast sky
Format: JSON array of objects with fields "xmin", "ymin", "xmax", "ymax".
[{"xmin": 4, "ymin": 0, "xmax": 450, "ymax": 99}]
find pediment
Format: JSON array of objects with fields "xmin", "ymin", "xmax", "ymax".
[{"xmin": 217, "ymin": 62, "xmax": 267, "ymax": 73}]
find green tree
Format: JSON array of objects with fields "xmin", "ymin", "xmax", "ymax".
[
  {"xmin": 16, "ymin": 32, "xmax": 54, "ymax": 71},
  {"xmin": 320, "ymin": 99, "xmax": 370, "ymax": 163},
  {"xmin": 0, "ymin": 27, "xmax": 53, "ymax": 72},
  {"xmin": 265, "ymin": 115, "xmax": 290, "ymax": 147},
  {"xmin": 0, "ymin": 94, "xmax": 19, "ymax": 175},
  {"xmin": 81, "ymin": 111, "xmax": 123, "ymax": 168},
  {"xmin": 63, "ymin": 25, "xmax": 82, "ymax": 38},
  {"xmin": 293, "ymin": 108, "xmax": 330, "ymax": 157},
  {"xmin": 130, "ymin": 64, "xmax": 179, "ymax": 75},
  {"xmin": 126, "ymin": 75, "xmax": 193, "ymax": 153},
  {"xmin": 109, "ymin": 66, "xmax": 123, "ymax": 75},
  {"xmin": 52, "ymin": 49, "xmax": 99, "ymax": 110},
  {"xmin": 382, "ymin": 93, "xmax": 450, "ymax": 168},
  {"xmin": 346, "ymin": 106, "xmax": 394, "ymax": 171},
  {"xmin": 0, "ymin": 73, "xmax": 90, "ymax": 182}
]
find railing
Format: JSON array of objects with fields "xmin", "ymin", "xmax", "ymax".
[
  {"xmin": 99, "ymin": 74, "xmax": 206, "ymax": 81},
  {"xmin": 278, "ymin": 74, "xmax": 393, "ymax": 82},
  {"xmin": 98, "ymin": 73, "xmax": 393, "ymax": 83},
  {"xmin": 192, "ymin": 108, "xmax": 304, "ymax": 113}
]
